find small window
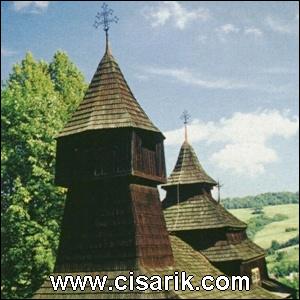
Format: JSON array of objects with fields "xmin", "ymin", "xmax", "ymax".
[{"xmin": 251, "ymin": 267, "xmax": 261, "ymax": 285}]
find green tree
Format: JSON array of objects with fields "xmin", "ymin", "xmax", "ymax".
[
  {"xmin": 222, "ymin": 191, "xmax": 299, "ymax": 209},
  {"xmin": 49, "ymin": 51, "xmax": 86, "ymax": 120},
  {"xmin": 252, "ymin": 202, "xmax": 264, "ymax": 214},
  {"xmin": 1, "ymin": 52, "xmax": 87, "ymax": 299},
  {"xmin": 270, "ymin": 240, "xmax": 281, "ymax": 251},
  {"xmin": 275, "ymin": 250, "xmax": 285, "ymax": 262}
]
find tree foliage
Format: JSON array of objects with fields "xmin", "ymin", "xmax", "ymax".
[
  {"xmin": 221, "ymin": 191, "xmax": 299, "ymax": 209},
  {"xmin": 1, "ymin": 51, "xmax": 87, "ymax": 299},
  {"xmin": 267, "ymin": 235, "xmax": 299, "ymax": 255}
]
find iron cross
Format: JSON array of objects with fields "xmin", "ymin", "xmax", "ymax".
[
  {"xmin": 181, "ymin": 110, "xmax": 191, "ymax": 125},
  {"xmin": 181, "ymin": 110, "xmax": 191, "ymax": 142},
  {"xmin": 94, "ymin": 3, "xmax": 119, "ymax": 32}
]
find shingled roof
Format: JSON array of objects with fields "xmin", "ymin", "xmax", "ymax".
[
  {"xmin": 58, "ymin": 46, "xmax": 161, "ymax": 138},
  {"xmin": 162, "ymin": 141, "xmax": 217, "ymax": 187},
  {"xmin": 201, "ymin": 238, "xmax": 265, "ymax": 262},
  {"xmin": 32, "ymin": 236, "xmax": 278, "ymax": 299},
  {"xmin": 163, "ymin": 193, "xmax": 246, "ymax": 232}
]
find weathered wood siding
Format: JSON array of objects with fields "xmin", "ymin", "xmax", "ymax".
[
  {"xmin": 55, "ymin": 180, "xmax": 136, "ymax": 272},
  {"xmin": 132, "ymin": 130, "xmax": 166, "ymax": 183},
  {"xmin": 241, "ymin": 257, "xmax": 268, "ymax": 283},
  {"xmin": 226, "ymin": 230, "xmax": 247, "ymax": 243},
  {"xmin": 56, "ymin": 129, "xmax": 166, "ymax": 187},
  {"xmin": 55, "ymin": 129, "xmax": 132, "ymax": 187},
  {"xmin": 55, "ymin": 180, "xmax": 174, "ymax": 273},
  {"xmin": 214, "ymin": 260, "xmax": 242, "ymax": 276},
  {"xmin": 131, "ymin": 184, "xmax": 174, "ymax": 269}
]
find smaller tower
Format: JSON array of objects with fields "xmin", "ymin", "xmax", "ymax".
[
  {"xmin": 162, "ymin": 112, "xmax": 268, "ymax": 285},
  {"xmin": 162, "ymin": 111, "xmax": 217, "ymax": 210}
]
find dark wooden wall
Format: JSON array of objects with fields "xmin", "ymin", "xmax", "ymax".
[
  {"xmin": 55, "ymin": 128, "xmax": 166, "ymax": 187},
  {"xmin": 175, "ymin": 228, "xmax": 227, "ymax": 250},
  {"xmin": 55, "ymin": 179, "xmax": 174, "ymax": 272},
  {"xmin": 214, "ymin": 260, "xmax": 242, "ymax": 277},
  {"xmin": 54, "ymin": 128, "xmax": 172, "ymax": 271},
  {"xmin": 55, "ymin": 129, "xmax": 132, "ymax": 187},
  {"xmin": 132, "ymin": 130, "xmax": 166, "ymax": 183},
  {"xmin": 209, "ymin": 254, "xmax": 267, "ymax": 283},
  {"xmin": 55, "ymin": 179, "xmax": 136, "ymax": 272},
  {"xmin": 162, "ymin": 184, "xmax": 213, "ymax": 208},
  {"xmin": 131, "ymin": 184, "xmax": 174, "ymax": 269},
  {"xmin": 240, "ymin": 257, "xmax": 268, "ymax": 282},
  {"xmin": 226, "ymin": 230, "xmax": 247, "ymax": 243}
]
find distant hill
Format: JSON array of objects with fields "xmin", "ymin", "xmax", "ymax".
[{"xmin": 221, "ymin": 192, "xmax": 299, "ymax": 209}]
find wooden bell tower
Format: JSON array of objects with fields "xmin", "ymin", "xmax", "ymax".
[{"xmin": 53, "ymin": 4, "xmax": 173, "ymax": 273}]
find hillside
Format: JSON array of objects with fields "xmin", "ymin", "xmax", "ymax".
[
  {"xmin": 229, "ymin": 203, "xmax": 299, "ymax": 295},
  {"xmin": 229, "ymin": 204, "xmax": 299, "ymax": 249}
]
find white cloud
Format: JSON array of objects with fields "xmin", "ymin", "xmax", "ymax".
[
  {"xmin": 244, "ymin": 27, "xmax": 263, "ymax": 38},
  {"xmin": 143, "ymin": 66, "xmax": 248, "ymax": 90},
  {"xmin": 12, "ymin": 1, "xmax": 49, "ymax": 13},
  {"xmin": 143, "ymin": 1, "xmax": 210, "ymax": 30},
  {"xmin": 140, "ymin": 65, "xmax": 297, "ymax": 95},
  {"xmin": 266, "ymin": 15, "xmax": 299, "ymax": 35},
  {"xmin": 164, "ymin": 110, "xmax": 299, "ymax": 176},
  {"xmin": 216, "ymin": 24, "xmax": 240, "ymax": 34},
  {"xmin": 211, "ymin": 143, "xmax": 277, "ymax": 175},
  {"xmin": 1, "ymin": 47, "xmax": 17, "ymax": 57},
  {"xmin": 135, "ymin": 74, "xmax": 149, "ymax": 81},
  {"xmin": 216, "ymin": 24, "xmax": 263, "ymax": 41},
  {"xmin": 215, "ymin": 24, "xmax": 240, "ymax": 42}
]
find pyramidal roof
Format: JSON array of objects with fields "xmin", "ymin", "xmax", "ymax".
[
  {"xmin": 163, "ymin": 192, "xmax": 246, "ymax": 231},
  {"xmin": 163, "ymin": 141, "xmax": 217, "ymax": 186},
  {"xmin": 58, "ymin": 43, "xmax": 161, "ymax": 138}
]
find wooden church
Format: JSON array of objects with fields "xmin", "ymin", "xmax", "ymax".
[
  {"xmin": 32, "ymin": 3, "xmax": 291, "ymax": 299},
  {"xmin": 162, "ymin": 122, "xmax": 295, "ymax": 299}
]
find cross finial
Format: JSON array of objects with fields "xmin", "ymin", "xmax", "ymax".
[
  {"xmin": 180, "ymin": 110, "xmax": 191, "ymax": 142},
  {"xmin": 93, "ymin": 3, "xmax": 119, "ymax": 53}
]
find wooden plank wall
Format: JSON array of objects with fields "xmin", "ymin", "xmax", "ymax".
[
  {"xmin": 132, "ymin": 131, "xmax": 166, "ymax": 180},
  {"xmin": 55, "ymin": 130, "xmax": 132, "ymax": 186}
]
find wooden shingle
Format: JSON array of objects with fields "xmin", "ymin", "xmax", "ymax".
[
  {"xmin": 163, "ymin": 193, "xmax": 246, "ymax": 231},
  {"xmin": 58, "ymin": 50, "xmax": 161, "ymax": 137},
  {"xmin": 32, "ymin": 236, "xmax": 278, "ymax": 299},
  {"xmin": 162, "ymin": 141, "xmax": 217, "ymax": 187},
  {"xmin": 201, "ymin": 238, "xmax": 265, "ymax": 262}
]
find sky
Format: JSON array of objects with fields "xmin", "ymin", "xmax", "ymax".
[{"xmin": 1, "ymin": 1, "xmax": 299, "ymax": 197}]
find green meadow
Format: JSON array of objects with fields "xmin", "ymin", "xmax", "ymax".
[{"xmin": 229, "ymin": 204, "xmax": 299, "ymax": 249}]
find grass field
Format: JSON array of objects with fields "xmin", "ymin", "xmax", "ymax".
[
  {"xmin": 229, "ymin": 204, "xmax": 299, "ymax": 249},
  {"xmin": 230, "ymin": 203, "xmax": 299, "ymax": 292},
  {"xmin": 267, "ymin": 245, "xmax": 299, "ymax": 271},
  {"xmin": 278, "ymin": 245, "xmax": 299, "ymax": 262}
]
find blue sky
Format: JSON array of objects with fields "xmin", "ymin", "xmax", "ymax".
[{"xmin": 1, "ymin": 1, "xmax": 299, "ymax": 197}]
